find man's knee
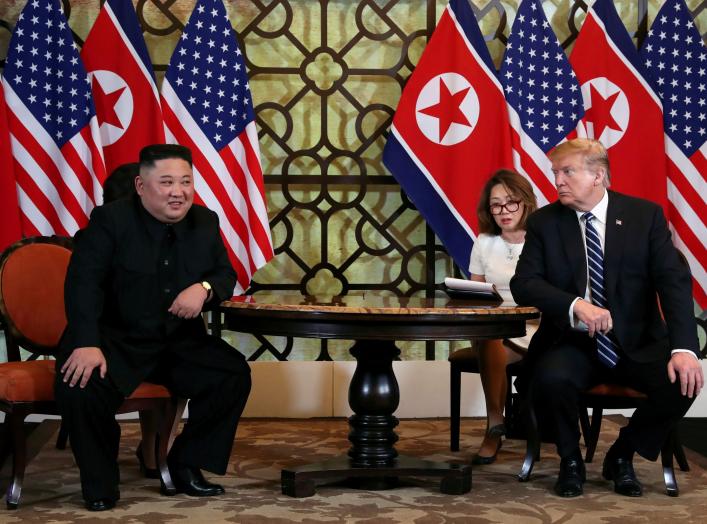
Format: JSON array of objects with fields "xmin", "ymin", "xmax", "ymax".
[
  {"xmin": 530, "ymin": 372, "xmax": 578, "ymax": 399},
  {"xmin": 222, "ymin": 368, "xmax": 251, "ymax": 400},
  {"xmin": 55, "ymin": 374, "xmax": 120, "ymax": 413}
]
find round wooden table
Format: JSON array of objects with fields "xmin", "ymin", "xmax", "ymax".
[{"xmin": 221, "ymin": 292, "xmax": 539, "ymax": 497}]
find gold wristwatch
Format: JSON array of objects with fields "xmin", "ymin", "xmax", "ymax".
[{"xmin": 200, "ymin": 281, "xmax": 212, "ymax": 298}]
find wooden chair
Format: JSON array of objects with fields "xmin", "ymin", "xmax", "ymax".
[
  {"xmin": 449, "ymin": 344, "xmax": 524, "ymax": 451},
  {"xmin": 0, "ymin": 236, "xmax": 184, "ymax": 509},
  {"xmin": 517, "ymin": 383, "xmax": 687, "ymax": 496}
]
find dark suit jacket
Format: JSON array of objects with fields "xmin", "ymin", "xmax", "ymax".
[
  {"xmin": 59, "ymin": 195, "xmax": 237, "ymax": 395},
  {"xmin": 510, "ymin": 191, "xmax": 699, "ymax": 364}
]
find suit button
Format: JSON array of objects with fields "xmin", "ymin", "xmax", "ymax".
[{"xmin": 164, "ymin": 288, "xmax": 171, "ymax": 294}]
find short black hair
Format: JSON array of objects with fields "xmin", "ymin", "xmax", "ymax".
[
  {"xmin": 103, "ymin": 162, "xmax": 138, "ymax": 203},
  {"xmin": 139, "ymin": 144, "xmax": 192, "ymax": 169}
]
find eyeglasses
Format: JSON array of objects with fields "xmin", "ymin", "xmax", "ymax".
[{"xmin": 489, "ymin": 200, "xmax": 521, "ymax": 215}]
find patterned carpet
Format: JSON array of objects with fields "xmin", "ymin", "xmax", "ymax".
[{"xmin": 2, "ymin": 417, "xmax": 706, "ymax": 523}]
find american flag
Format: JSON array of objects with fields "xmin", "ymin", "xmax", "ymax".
[
  {"xmin": 2, "ymin": 0, "xmax": 105, "ymax": 237},
  {"xmin": 639, "ymin": 0, "xmax": 707, "ymax": 308},
  {"xmin": 500, "ymin": 0, "xmax": 583, "ymax": 207},
  {"xmin": 161, "ymin": 0, "xmax": 273, "ymax": 294}
]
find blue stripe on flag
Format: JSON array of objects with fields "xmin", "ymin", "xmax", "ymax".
[
  {"xmin": 383, "ymin": 133, "xmax": 472, "ymax": 276},
  {"xmin": 108, "ymin": 0, "xmax": 157, "ymax": 83},
  {"xmin": 591, "ymin": 0, "xmax": 643, "ymax": 72},
  {"xmin": 449, "ymin": 0, "xmax": 497, "ymax": 77}
]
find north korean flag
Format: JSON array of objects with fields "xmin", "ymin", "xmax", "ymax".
[
  {"xmin": 570, "ymin": 0, "xmax": 668, "ymax": 212},
  {"xmin": 81, "ymin": 0, "xmax": 164, "ymax": 176},
  {"xmin": 0, "ymin": 80, "xmax": 22, "ymax": 250},
  {"xmin": 383, "ymin": 0, "xmax": 513, "ymax": 274}
]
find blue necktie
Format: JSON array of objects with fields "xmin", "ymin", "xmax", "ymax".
[{"xmin": 582, "ymin": 212, "xmax": 619, "ymax": 368}]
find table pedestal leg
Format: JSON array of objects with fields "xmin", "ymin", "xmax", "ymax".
[{"xmin": 281, "ymin": 340, "xmax": 471, "ymax": 497}]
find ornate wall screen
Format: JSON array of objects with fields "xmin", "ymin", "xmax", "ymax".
[{"xmin": 0, "ymin": 1, "xmax": 705, "ymax": 362}]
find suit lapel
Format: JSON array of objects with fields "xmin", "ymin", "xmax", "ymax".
[
  {"xmin": 558, "ymin": 205, "xmax": 587, "ymax": 296},
  {"xmin": 603, "ymin": 191, "xmax": 625, "ymax": 304}
]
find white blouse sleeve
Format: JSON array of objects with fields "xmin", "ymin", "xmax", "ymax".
[{"xmin": 468, "ymin": 235, "xmax": 487, "ymax": 276}]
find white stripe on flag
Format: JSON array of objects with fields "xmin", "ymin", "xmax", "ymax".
[
  {"xmin": 245, "ymin": 121, "xmax": 262, "ymax": 166},
  {"xmin": 671, "ymin": 228, "xmax": 707, "ymax": 296},
  {"xmin": 447, "ymin": 4, "xmax": 505, "ymax": 94},
  {"xmin": 667, "ymin": 178, "xmax": 707, "ymax": 249},
  {"xmin": 68, "ymin": 123, "xmax": 103, "ymax": 208},
  {"xmin": 10, "ymin": 134, "xmax": 81, "ymax": 234},
  {"xmin": 226, "ymin": 132, "xmax": 270, "ymax": 266},
  {"xmin": 666, "ymin": 136, "xmax": 707, "ymax": 203},
  {"xmin": 16, "ymin": 183, "xmax": 53, "ymax": 236},
  {"xmin": 390, "ymin": 124, "xmax": 476, "ymax": 241}
]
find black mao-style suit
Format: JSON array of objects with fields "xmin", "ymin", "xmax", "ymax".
[
  {"xmin": 55, "ymin": 195, "xmax": 251, "ymax": 502},
  {"xmin": 510, "ymin": 190, "xmax": 699, "ymax": 460}
]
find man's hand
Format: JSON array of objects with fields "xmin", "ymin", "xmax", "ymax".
[
  {"xmin": 573, "ymin": 299, "xmax": 613, "ymax": 337},
  {"xmin": 168, "ymin": 283, "xmax": 208, "ymax": 319},
  {"xmin": 668, "ymin": 352, "xmax": 704, "ymax": 398},
  {"xmin": 60, "ymin": 347, "xmax": 107, "ymax": 388}
]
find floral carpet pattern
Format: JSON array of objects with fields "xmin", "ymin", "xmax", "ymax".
[{"xmin": 2, "ymin": 418, "xmax": 706, "ymax": 523}]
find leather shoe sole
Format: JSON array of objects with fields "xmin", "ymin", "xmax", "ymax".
[
  {"xmin": 85, "ymin": 499, "xmax": 116, "ymax": 511},
  {"xmin": 602, "ymin": 456, "xmax": 643, "ymax": 497},
  {"xmin": 554, "ymin": 480, "xmax": 583, "ymax": 498}
]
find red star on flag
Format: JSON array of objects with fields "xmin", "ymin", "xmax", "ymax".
[
  {"xmin": 92, "ymin": 77, "xmax": 126, "ymax": 129},
  {"xmin": 584, "ymin": 84, "xmax": 622, "ymax": 138},
  {"xmin": 418, "ymin": 77, "xmax": 471, "ymax": 142}
]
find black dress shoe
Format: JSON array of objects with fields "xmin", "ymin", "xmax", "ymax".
[
  {"xmin": 554, "ymin": 457, "xmax": 586, "ymax": 497},
  {"xmin": 136, "ymin": 443, "xmax": 161, "ymax": 480},
  {"xmin": 168, "ymin": 464, "xmax": 225, "ymax": 497},
  {"xmin": 85, "ymin": 498, "xmax": 116, "ymax": 511},
  {"xmin": 602, "ymin": 455, "xmax": 643, "ymax": 497}
]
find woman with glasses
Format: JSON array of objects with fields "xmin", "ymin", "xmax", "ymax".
[{"xmin": 467, "ymin": 169, "xmax": 538, "ymax": 464}]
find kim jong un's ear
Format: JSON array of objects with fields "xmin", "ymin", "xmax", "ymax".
[{"xmin": 135, "ymin": 174, "xmax": 145, "ymax": 195}]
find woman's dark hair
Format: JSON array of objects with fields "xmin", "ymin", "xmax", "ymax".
[
  {"xmin": 103, "ymin": 162, "xmax": 139, "ymax": 204},
  {"xmin": 476, "ymin": 169, "xmax": 538, "ymax": 235}
]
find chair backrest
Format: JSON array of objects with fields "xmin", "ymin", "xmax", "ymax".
[{"xmin": 0, "ymin": 236, "xmax": 73, "ymax": 355}]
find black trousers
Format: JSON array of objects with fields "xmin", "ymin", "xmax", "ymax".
[
  {"xmin": 527, "ymin": 336, "xmax": 695, "ymax": 461},
  {"xmin": 55, "ymin": 335, "xmax": 251, "ymax": 502}
]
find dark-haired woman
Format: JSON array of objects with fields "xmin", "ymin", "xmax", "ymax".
[{"xmin": 468, "ymin": 169, "xmax": 538, "ymax": 464}]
